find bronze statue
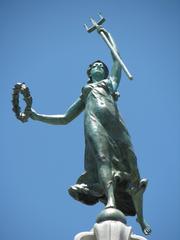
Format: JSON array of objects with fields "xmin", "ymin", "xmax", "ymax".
[{"xmin": 12, "ymin": 15, "xmax": 151, "ymax": 235}]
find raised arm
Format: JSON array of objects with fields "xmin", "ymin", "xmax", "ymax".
[
  {"xmin": 98, "ymin": 28, "xmax": 122, "ymax": 91},
  {"xmin": 30, "ymin": 97, "xmax": 84, "ymax": 125}
]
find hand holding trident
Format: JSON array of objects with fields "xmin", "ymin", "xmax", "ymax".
[{"xmin": 84, "ymin": 14, "xmax": 133, "ymax": 80}]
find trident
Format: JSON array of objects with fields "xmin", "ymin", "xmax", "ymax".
[{"xmin": 84, "ymin": 14, "xmax": 133, "ymax": 80}]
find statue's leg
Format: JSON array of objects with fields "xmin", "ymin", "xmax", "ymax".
[
  {"xmin": 96, "ymin": 156, "xmax": 115, "ymax": 208},
  {"xmin": 129, "ymin": 179, "xmax": 151, "ymax": 235},
  {"xmin": 124, "ymin": 147, "xmax": 151, "ymax": 235},
  {"xmin": 88, "ymin": 132, "xmax": 116, "ymax": 209}
]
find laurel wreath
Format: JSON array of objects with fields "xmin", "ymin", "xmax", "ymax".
[{"xmin": 12, "ymin": 83, "xmax": 32, "ymax": 122}]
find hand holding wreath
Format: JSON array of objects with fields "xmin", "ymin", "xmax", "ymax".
[{"xmin": 12, "ymin": 83, "xmax": 33, "ymax": 122}]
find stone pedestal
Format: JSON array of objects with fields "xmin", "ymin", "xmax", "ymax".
[{"xmin": 74, "ymin": 221, "xmax": 147, "ymax": 240}]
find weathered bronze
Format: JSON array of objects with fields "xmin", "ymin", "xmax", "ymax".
[
  {"xmin": 13, "ymin": 15, "xmax": 151, "ymax": 235},
  {"xmin": 12, "ymin": 82, "xmax": 32, "ymax": 122},
  {"xmin": 84, "ymin": 14, "xmax": 133, "ymax": 80}
]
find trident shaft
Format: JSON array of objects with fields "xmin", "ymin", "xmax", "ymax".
[{"xmin": 84, "ymin": 14, "xmax": 133, "ymax": 80}]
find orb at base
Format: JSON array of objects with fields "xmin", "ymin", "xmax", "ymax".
[{"xmin": 96, "ymin": 207, "xmax": 127, "ymax": 224}]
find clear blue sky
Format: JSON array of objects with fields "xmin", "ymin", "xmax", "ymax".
[{"xmin": 1, "ymin": 0, "xmax": 180, "ymax": 240}]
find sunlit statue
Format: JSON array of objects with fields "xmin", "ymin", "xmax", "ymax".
[{"xmin": 12, "ymin": 15, "xmax": 151, "ymax": 236}]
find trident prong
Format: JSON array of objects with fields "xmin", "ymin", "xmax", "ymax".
[
  {"xmin": 84, "ymin": 14, "xmax": 133, "ymax": 80},
  {"xmin": 84, "ymin": 13, "xmax": 106, "ymax": 33}
]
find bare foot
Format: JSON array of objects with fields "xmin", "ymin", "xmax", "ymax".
[
  {"xmin": 137, "ymin": 219, "xmax": 152, "ymax": 235},
  {"xmin": 105, "ymin": 197, "xmax": 116, "ymax": 209},
  {"xmin": 105, "ymin": 203, "xmax": 116, "ymax": 209}
]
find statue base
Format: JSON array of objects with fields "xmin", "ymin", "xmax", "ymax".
[
  {"xmin": 74, "ymin": 208, "xmax": 147, "ymax": 240},
  {"xmin": 96, "ymin": 207, "xmax": 127, "ymax": 224}
]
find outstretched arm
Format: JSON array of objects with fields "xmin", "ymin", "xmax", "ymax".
[{"xmin": 30, "ymin": 97, "xmax": 84, "ymax": 125}]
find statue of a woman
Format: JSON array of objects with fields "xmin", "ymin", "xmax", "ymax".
[{"xmin": 30, "ymin": 28, "xmax": 151, "ymax": 235}]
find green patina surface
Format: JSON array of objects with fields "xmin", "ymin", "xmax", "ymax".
[{"xmin": 21, "ymin": 22, "xmax": 151, "ymax": 235}]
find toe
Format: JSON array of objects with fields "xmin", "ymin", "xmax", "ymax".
[{"xmin": 144, "ymin": 225, "xmax": 152, "ymax": 235}]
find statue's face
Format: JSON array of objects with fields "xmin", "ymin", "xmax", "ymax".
[{"xmin": 90, "ymin": 62, "xmax": 105, "ymax": 82}]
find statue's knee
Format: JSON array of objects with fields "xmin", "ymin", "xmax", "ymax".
[{"xmin": 96, "ymin": 154, "xmax": 108, "ymax": 163}]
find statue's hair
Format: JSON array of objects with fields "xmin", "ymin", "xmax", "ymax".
[{"xmin": 87, "ymin": 60, "xmax": 109, "ymax": 83}]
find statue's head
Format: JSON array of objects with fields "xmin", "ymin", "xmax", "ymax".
[{"xmin": 87, "ymin": 60, "xmax": 109, "ymax": 83}]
